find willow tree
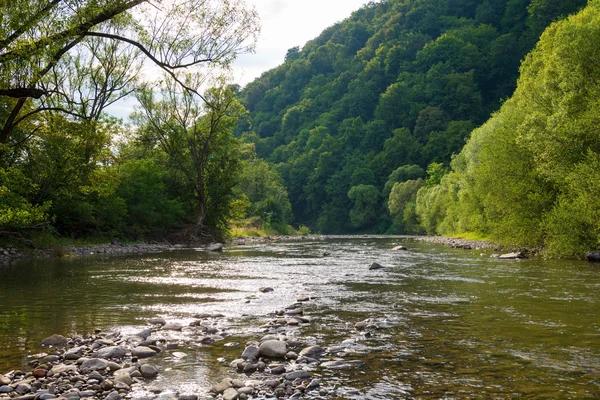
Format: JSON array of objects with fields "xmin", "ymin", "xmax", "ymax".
[{"xmin": 0, "ymin": 0, "xmax": 259, "ymax": 145}]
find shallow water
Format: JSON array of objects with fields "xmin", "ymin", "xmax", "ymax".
[{"xmin": 0, "ymin": 237, "xmax": 598, "ymax": 398}]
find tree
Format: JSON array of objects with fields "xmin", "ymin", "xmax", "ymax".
[
  {"xmin": 133, "ymin": 77, "xmax": 246, "ymax": 238},
  {"xmin": 347, "ymin": 184, "xmax": 381, "ymax": 229},
  {"xmin": 0, "ymin": 0, "xmax": 259, "ymax": 145},
  {"xmin": 235, "ymin": 158, "xmax": 292, "ymax": 226},
  {"xmin": 388, "ymin": 178, "xmax": 424, "ymax": 233}
]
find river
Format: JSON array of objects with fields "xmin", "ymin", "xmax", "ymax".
[{"xmin": 0, "ymin": 237, "xmax": 598, "ymax": 399}]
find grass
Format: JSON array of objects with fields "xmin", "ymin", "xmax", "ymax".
[
  {"xmin": 228, "ymin": 217, "xmax": 311, "ymax": 238},
  {"xmin": 450, "ymin": 231, "xmax": 492, "ymax": 242}
]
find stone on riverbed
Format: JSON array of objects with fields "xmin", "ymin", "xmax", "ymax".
[
  {"xmin": 241, "ymin": 345, "xmax": 260, "ymax": 360},
  {"xmin": 320, "ymin": 360, "xmax": 365, "ymax": 369},
  {"xmin": 391, "ymin": 245, "xmax": 407, "ymax": 251},
  {"xmin": 284, "ymin": 370, "xmax": 311, "ymax": 380},
  {"xmin": 80, "ymin": 358, "xmax": 109, "ymax": 371},
  {"xmin": 134, "ymin": 328, "xmax": 152, "ymax": 340},
  {"xmin": 259, "ymin": 340, "xmax": 287, "ymax": 358},
  {"xmin": 299, "ymin": 345, "xmax": 325, "ymax": 358},
  {"xmin": 50, "ymin": 364, "xmax": 78, "ymax": 374},
  {"xmin": 94, "ymin": 346, "xmax": 127, "ymax": 359},
  {"xmin": 132, "ymin": 346, "xmax": 157, "ymax": 358},
  {"xmin": 0, "ymin": 386, "xmax": 12, "ymax": 393},
  {"xmin": 140, "ymin": 364, "xmax": 159, "ymax": 379},
  {"xmin": 41, "ymin": 334, "xmax": 68, "ymax": 346},
  {"xmin": 498, "ymin": 252, "xmax": 527, "ymax": 259},
  {"xmin": 104, "ymin": 391, "xmax": 122, "ymax": 400},
  {"xmin": 222, "ymin": 388, "xmax": 238, "ymax": 400},
  {"xmin": 259, "ymin": 287, "xmax": 274, "ymax": 293},
  {"xmin": 369, "ymin": 262, "xmax": 385, "ymax": 270},
  {"xmin": 0, "ymin": 375, "xmax": 11, "ymax": 385},
  {"xmin": 162, "ymin": 322, "xmax": 183, "ymax": 331},
  {"xmin": 147, "ymin": 317, "xmax": 166, "ymax": 326},
  {"xmin": 211, "ymin": 378, "xmax": 233, "ymax": 393}
]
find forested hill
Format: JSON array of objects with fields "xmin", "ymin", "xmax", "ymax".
[{"xmin": 237, "ymin": 0, "xmax": 587, "ymax": 233}]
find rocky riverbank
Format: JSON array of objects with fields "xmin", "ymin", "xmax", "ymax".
[
  {"xmin": 0, "ymin": 242, "xmax": 225, "ymax": 264},
  {"xmin": 0, "ymin": 288, "xmax": 392, "ymax": 400}
]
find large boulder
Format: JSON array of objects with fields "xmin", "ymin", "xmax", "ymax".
[{"xmin": 259, "ymin": 340, "xmax": 287, "ymax": 358}]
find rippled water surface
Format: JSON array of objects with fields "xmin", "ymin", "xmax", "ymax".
[{"xmin": 1, "ymin": 237, "xmax": 599, "ymax": 398}]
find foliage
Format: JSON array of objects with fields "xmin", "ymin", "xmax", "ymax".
[
  {"xmin": 347, "ymin": 184, "xmax": 381, "ymax": 230},
  {"xmin": 414, "ymin": 2, "xmax": 600, "ymax": 257},
  {"xmin": 234, "ymin": 157, "xmax": 292, "ymax": 226},
  {"xmin": 236, "ymin": 0, "xmax": 586, "ymax": 233},
  {"xmin": 133, "ymin": 79, "xmax": 247, "ymax": 238},
  {"xmin": 0, "ymin": 167, "xmax": 49, "ymax": 230},
  {"xmin": 388, "ymin": 178, "xmax": 425, "ymax": 234}
]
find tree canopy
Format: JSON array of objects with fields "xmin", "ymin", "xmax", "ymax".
[{"xmin": 236, "ymin": 0, "xmax": 586, "ymax": 233}]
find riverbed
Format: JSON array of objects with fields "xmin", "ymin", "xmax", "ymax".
[{"xmin": 0, "ymin": 237, "xmax": 598, "ymax": 398}]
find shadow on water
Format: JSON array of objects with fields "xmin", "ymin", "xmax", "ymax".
[{"xmin": 0, "ymin": 237, "xmax": 598, "ymax": 398}]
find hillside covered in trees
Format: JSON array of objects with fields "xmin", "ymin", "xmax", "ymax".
[
  {"xmin": 417, "ymin": 0, "xmax": 600, "ymax": 258},
  {"xmin": 237, "ymin": 0, "xmax": 587, "ymax": 235}
]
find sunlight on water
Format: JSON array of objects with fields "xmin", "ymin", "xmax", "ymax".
[{"xmin": 0, "ymin": 237, "xmax": 599, "ymax": 398}]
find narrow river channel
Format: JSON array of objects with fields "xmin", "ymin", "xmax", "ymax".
[{"xmin": 1, "ymin": 237, "xmax": 598, "ymax": 399}]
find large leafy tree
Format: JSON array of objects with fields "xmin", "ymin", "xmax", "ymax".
[{"xmin": 133, "ymin": 77, "xmax": 247, "ymax": 238}]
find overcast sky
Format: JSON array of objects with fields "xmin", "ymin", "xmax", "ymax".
[
  {"xmin": 232, "ymin": 0, "xmax": 368, "ymax": 86},
  {"xmin": 107, "ymin": 0, "xmax": 368, "ymax": 119}
]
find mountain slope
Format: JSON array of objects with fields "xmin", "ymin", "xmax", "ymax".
[{"xmin": 237, "ymin": 0, "xmax": 587, "ymax": 233}]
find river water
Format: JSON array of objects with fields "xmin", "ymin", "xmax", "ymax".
[{"xmin": 0, "ymin": 237, "xmax": 598, "ymax": 399}]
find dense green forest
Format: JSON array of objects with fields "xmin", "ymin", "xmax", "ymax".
[{"xmin": 237, "ymin": 0, "xmax": 587, "ymax": 236}]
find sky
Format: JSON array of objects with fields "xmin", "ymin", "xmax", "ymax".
[{"xmin": 106, "ymin": 0, "xmax": 368, "ymax": 119}]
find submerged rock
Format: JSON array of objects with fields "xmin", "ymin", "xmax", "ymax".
[
  {"xmin": 320, "ymin": 360, "xmax": 365, "ymax": 369},
  {"xmin": 41, "ymin": 334, "xmax": 68, "ymax": 346},
  {"xmin": 391, "ymin": 245, "xmax": 407, "ymax": 251}
]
